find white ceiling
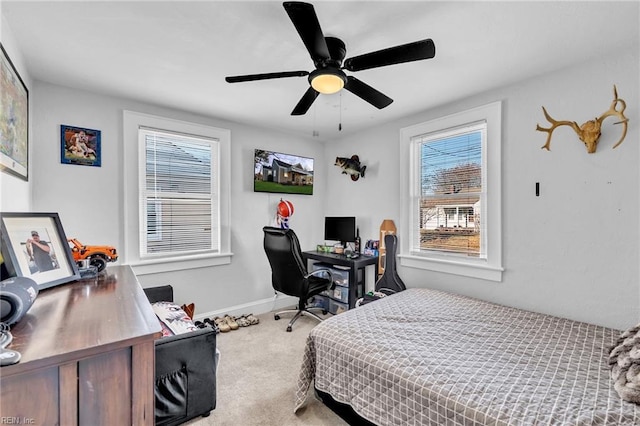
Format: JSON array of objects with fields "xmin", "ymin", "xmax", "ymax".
[{"xmin": 3, "ymin": 1, "xmax": 638, "ymax": 141}]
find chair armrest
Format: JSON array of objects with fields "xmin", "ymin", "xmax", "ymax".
[
  {"xmin": 306, "ymin": 268, "xmax": 334, "ymax": 283},
  {"xmin": 306, "ymin": 268, "xmax": 334, "ymax": 289}
]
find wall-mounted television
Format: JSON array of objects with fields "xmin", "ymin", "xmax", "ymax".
[{"xmin": 254, "ymin": 149, "xmax": 314, "ymax": 195}]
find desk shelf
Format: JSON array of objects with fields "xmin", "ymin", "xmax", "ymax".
[
  {"xmin": 302, "ymin": 251, "xmax": 378, "ymax": 310},
  {"xmin": 311, "ymin": 263, "xmax": 357, "ymax": 314}
]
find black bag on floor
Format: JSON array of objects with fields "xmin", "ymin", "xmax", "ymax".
[{"xmin": 357, "ymin": 234, "xmax": 405, "ymax": 307}]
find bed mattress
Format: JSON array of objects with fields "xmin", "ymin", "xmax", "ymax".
[{"xmin": 295, "ymin": 288, "xmax": 640, "ymax": 425}]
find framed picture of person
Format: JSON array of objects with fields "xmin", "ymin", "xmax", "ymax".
[
  {"xmin": 60, "ymin": 124, "xmax": 102, "ymax": 167},
  {"xmin": 0, "ymin": 212, "xmax": 80, "ymax": 290},
  {"xmin": 0, "ymin": 43, "xmax": 29, "ymax": 181}
]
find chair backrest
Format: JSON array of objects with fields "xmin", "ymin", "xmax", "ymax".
[{"xmin": 262, "ymin": 226, "xmax": 308, "ymax": 297}]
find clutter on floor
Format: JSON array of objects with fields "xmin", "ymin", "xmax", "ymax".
[{"xmin": 195, "ymin": 314, "xmax": 260, "ymax": 333}]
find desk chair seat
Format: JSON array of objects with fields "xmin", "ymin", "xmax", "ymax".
[{"xmin": 263, "ymin": 226, "xmax": 333, "ymax": 332}]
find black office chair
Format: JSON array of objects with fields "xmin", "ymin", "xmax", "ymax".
[{"xmin": 263, "ymin": 226, "xmax": 333, "ymax": 332}]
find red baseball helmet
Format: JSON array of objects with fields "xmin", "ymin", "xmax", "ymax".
[{"xmin": 277, "ymin": 199, "xmax": 294, "ymax": 218}]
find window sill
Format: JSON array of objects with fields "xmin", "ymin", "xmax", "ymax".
[
  {"xmin": 398, "ymin": 254, "xmax": 503, "ymax": 282},
  {"xmin": 129, "ymin": 252, "xmax": 233, "ymax": 275}
]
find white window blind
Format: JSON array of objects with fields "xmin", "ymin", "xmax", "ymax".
[
  {"xmin": 413, "ymin": 122, "xmax": 486, "ymax": 258},
  {"xmin": 139, "ymin": 128, "xmax": 219, "ymax": 257}
]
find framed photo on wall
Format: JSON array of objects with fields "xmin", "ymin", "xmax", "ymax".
[
  {"xmin": 0, "ymin": 43, "xmax": 29, "ymax": 181},
  {"xmin": 0, "ymin": 212, "xmax": 80, "ymax": 290},
  {"xmin": 60, "ymin": 124, "xmax": 102, "ymax": 167}
]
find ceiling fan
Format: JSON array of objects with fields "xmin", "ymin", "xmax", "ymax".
[{"xmin": 225, "ymin": 1, "xmax": 436, "ymax": 116}]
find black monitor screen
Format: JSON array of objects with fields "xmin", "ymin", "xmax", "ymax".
[{"xmin": 324, "ymin": 217, "xmax": 356, "ymax": 244}]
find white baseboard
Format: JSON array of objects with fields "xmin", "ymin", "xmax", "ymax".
[{"xmin": 193, "ymin": 293, "xmax": 298, "ymax": 321}]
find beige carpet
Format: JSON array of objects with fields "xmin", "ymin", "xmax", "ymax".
[{"xmin": 186, "ymin": 310, "xmax": 348, "ymax": 426}]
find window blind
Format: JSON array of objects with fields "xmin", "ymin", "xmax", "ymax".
[
  {"xmin": 140, "ymin": 128, "xmax": 219, "ymax": 256},
  {"xmin": 414, "ymin": 122, "xmax": 485, "ymax": 257}
]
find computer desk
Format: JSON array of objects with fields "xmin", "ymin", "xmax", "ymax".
[{"xmin": 301, "ymin": 251, "xmax": 379, "ymax": 309}]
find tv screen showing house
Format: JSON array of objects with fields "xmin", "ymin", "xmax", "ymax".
[{"xmin": 254, "ymin": 149, "xmax": 314, "ymax": 195}]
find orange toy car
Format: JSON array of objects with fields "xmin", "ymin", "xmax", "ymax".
[{"xmin": 67, "ymin": 238, "xmax": 118, "ymax": 272}]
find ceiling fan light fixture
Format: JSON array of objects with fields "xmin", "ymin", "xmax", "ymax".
[
  {"xmin": 310, "ymin": 70, "xmax": 346, "ymax": 94},
  {"xmin": 225, "ymin": 2, "xmax": 436, "ymax": 115}
]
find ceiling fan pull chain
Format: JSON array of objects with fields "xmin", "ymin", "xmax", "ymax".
[
  {"xmin": 313, "ymin": 100, "xmax": 317, "ymax": 137},
  {"xmin": 339, "ymin": 92, "xmax": 343, "ymax": 131}
]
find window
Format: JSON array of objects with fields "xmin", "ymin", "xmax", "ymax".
[
  {"xmin": 140, "ymin": 128, "xmax": 217, "ymax": 256},
  {"xmin": 417, "ymin": 123, "xmax": 484, "ymax": 257},
  {"xmin": 123, "ymin": 111, "xmax": 231, "ymax": 275},
  {"xmin": 399, "ymin": 102, "xmax": 502, "ymax": 281}
]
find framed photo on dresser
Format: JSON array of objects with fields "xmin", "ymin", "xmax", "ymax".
[{"xmin": 0, "ymin": 212, "xmax": 80, "ymax": 290}]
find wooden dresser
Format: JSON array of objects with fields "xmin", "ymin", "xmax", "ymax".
[{"xmin": 0, "ymin": 265, "xmax": 161, "ymax": 425}]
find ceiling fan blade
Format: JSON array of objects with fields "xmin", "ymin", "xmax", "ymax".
[
  {"xmin": 225, "ymin": 71, "xmax": 309, "ymax": 83},
  {"xmin": 291, "ymin": 87, "xmax": 319, "ymax": 115},
  {"xmin": 283, "ymin": 2, "xmax": 330, "ymax": 64},
  {"xmin": 343, "ymin": 39, "xmax": 436, "ymax": 72},
  {"xmin": 344, "ymin": 76, "xmax": 393, "ymax": 109}
]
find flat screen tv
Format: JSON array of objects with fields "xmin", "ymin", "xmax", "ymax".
[
  {"xmin": 254, "ymin": 149, "xmax": 314, "ymax": 195},
  {"xmin": 324, "ymin": 216, "xmax": 356, "ymax": 246}
]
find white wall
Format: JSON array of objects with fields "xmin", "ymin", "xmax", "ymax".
[
  {"xmin": 0, "ymin": 13, "xmax": 32, "ymax": 211},
  {"xmin": 30, "ymin": 81, "xmax": 327, "ymax": 315},
  {"xmin": 325, "ymin": 47, "xmax": 639, "ymax": 330},
  {"xmin": 8, "ymin": 11, "xmax": 639, "ymax": 329}
]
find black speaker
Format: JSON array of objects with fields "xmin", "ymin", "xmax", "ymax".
[{"xmin": 0, "ymin": 276, "xmax": 39, "ymax": 325}]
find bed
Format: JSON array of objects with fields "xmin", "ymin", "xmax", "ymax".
[{"xmin": 294, "ymin": 288, "xmax": 640, "ymax": 425}]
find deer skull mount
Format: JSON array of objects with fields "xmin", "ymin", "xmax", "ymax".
[{"xmin": 536, "ymin": 85, "xmax": 628, "ymax": 154}]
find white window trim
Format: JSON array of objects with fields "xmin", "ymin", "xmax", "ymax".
[
  {"xmin": 399, "ymin": 101, "xmax": 503, "ymax": 282},
  {"xmin": 123, "ymin": 111, "xmax": 232, "ymax": 275}
]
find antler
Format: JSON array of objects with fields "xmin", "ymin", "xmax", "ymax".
[
  {"xmin": 537, "ymin": 85, "xmax": 629, "ymax": 153},
  {"xmin": 597, "ymin": 85, "xmax": 628, "ymax": 149},
  {"xmin": 536, "ymin": 107, "xmax": 581, "ymax": 151}
]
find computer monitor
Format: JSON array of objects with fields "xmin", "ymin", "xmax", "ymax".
[{"xmin": 324, "ymin": 216, "xmax": 356, "ymax": 247}]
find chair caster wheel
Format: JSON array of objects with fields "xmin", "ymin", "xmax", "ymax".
[
  {"xmin": 274, "ymin": 314, "xmax": 280, "ymax": 320},
  {"xmin": 322, "ymin": 310, "xmax": 328, "ymax": 315},
  {"xmin": 286, "ymin": 326, "xmax": 292, "ymax": 332}
]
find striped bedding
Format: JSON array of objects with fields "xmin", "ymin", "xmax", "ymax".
[{"xmin": 294, "ymin": 288, "xmax": 640, "ymax": 425}]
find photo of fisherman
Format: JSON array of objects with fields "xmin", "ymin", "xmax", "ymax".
[{"xmin": 25, "ymin": 230, "xmax": 57, "ymax": 273}]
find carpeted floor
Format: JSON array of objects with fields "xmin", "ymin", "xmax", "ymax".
[{"xmin": 186, "ymin": 310, "xmax": 348, "ymax": 426}]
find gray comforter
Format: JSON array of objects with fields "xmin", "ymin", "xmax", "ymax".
[{"xmin": 295, "ymin": 288, "xmax": 640, "ymax": 425}]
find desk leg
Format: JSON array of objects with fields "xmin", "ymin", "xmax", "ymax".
[
  {"xmin": 349, "ymin": 265, "xmax": 357, "ymax": 309},
  {"xmin": 362, "ymin": 267, "xmax": 366, "ymax": 296}
]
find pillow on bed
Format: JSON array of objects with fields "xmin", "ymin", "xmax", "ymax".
[
  {"xmin": 152, "ymin": 301, "xmax": 198, "ymax": 337},
  {"xmin": 609, "ymin": 323, "xmax": 640, "ymax": 404}
]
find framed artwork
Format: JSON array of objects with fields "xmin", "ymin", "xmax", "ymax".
[
  {"xmin": 60, "ymin": 124, "xmax": 102, "ymax": 167},
  {"xmin": 0, "ymin": 43, "xmax": 29, "ymax": 181},
  {"xmin": 0, "ymin": 212, "xmax": 80, "ymax": 290}
]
